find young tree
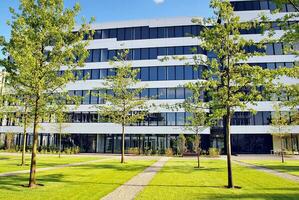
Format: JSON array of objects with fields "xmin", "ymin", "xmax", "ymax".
[
  {"xmin": 192, "ymin": 0, "xmax": 275, "ymax": 188},
  {"xmin": 96, "ymin": 50, "xmax": 148, "ymax": 163},
  {"xmin": 270, "ymin": 104, "xmax": 292, "ymax": 163},
  {"xmin": 183, "ymin": 82, "xmax": 208, "ymax": 168},
  {"xmin": 177, "ymin": 134, "xmax": 187, "ymax": 156},
  {"xmin": 0, "ymin": 0, "xmax": 91, "ymax": 187}
]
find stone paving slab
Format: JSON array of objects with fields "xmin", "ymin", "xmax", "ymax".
[
  {"xmin": 0, "ymin": 157, "xmax": 113, "ymax": 177},
  {"xmin": 101, "ymin": 157, "xmax": 170, "ymax": 200},
  {"xmin": 234, "ymin": 160, "xmax": 299, "ymax": 183}
]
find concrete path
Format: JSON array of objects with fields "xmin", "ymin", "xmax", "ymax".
[
  {"xmin": 101, "ymin": 157, "xmax": 170, "ymax": 200},
  {"xmin": 0, "ymin": 158, "xmax": 112, "ymax": 177},
  {"xmin": 234, "ymin": 160, "xmax": 299, "ymax": 183}
]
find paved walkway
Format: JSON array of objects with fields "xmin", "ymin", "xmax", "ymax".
[
  {"xmin": 234, "ymin": 160, "xmax": 299, "ymax": 183},
  {"xmin": 101, "ymin": 157, "xmax": 170, "ymax": 200},
  {"xmin": 0, "ymin": 158, "xmax": 112, "ymax": 177}
]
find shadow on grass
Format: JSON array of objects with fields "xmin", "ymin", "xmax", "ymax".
[{"xmin": 203, "ymin": 193, "xmax": 299, "ymax": 200}]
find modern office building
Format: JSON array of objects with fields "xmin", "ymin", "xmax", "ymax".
[{"xmin": 0, "ymin": 0, "xmax": 298, "ymax": 154}]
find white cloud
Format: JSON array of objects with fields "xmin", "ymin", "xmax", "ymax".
[{"xmin": 153, "ymin": 0, "xmax": 165, "ymax": 4}]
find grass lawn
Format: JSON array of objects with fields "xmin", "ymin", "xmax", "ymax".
[
  {"xmin": 0, "ymin": 159, "xmax": 156, "ymax": 200},
  {"xmin": 241, "ymin": 159, "xmax": 299, "ymax": 177},
  {"xmin": 0, "ymin": 154, "xmax": 103, "ymax": 173},
  {"xmin": 136, "ymin": 158, "xmax": 299, "ymax": 200}
]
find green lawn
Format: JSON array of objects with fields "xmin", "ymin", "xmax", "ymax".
[
  {"xmin": 0, "ymin": 159, "xmax": 156, "ymax": 200},
  {"xmin": 136, "ymin": 158, "xmax": 299, "ymax": 200},
  {"xmin": 0, "ymin": 154, "xmax": 103, "ymax": 173},
  {"xmin": 241, "ymin": 160, "xmax": 299, "ymax": 177}
]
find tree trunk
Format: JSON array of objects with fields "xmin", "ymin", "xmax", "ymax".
[
  {"xmin": 281, "ymin": 137, "xmax": 285, "ymax": 163},
  {"xmin": 59, "ymin": 124, "xmax": 62, "ymax": 158},
  {"xmin": 197, "ymin": 147, "xmax": 200, "ymax": 168},
  {"xmin": 225, "ymin": 113, "xmax": 234, "ymax": 188},
  {"xmin": 28, "ymin": 100, "xmax": 39, "ymax": 188},
  {"xmin": 121, "ymin": 124, "xmax": 125, "ymax": 163},
  {"xmin": 21, "ymin": 108, "xmax": 28, "ymax": 166}
]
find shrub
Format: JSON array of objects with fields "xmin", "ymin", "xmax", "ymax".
[
  {"xmin": 128, "ymin": 147, "xmax": 139, "ymax": 155},
  {"xmin": 208, "ymin": 148, "xmax": 220, "ymax": 157},
  {"xmin": 144, "ymin": 149, "xmax": 152, "ymax": 156},
  {"xmin": 165, "ymin": 148, "xmax": 174, "ymax": 157},
  {"xmin": 151, "ymin": 149, "xmax": 157, "ymax": 155}
]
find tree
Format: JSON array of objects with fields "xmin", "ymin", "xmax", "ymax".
[
  {"xmin": 177, "ymin": 134, "xmax": 187, "ymax": 156},
  {"xmin": 96, "ymin": 50, "xmax": 148, "ymax": 163},
  {"xmin": 192, "ymin": 0, "xmax": 275, "ymax": 188},
  {"xmin": 183, "ymin": 82, "xmax": 208, "ymax": 168},
  {"xmin": 0, "ymin": 0, "xmax": 91, "ymax": 187},
  {"xmin": 21, "ymin": 97, "xmax": 30, "ymax": 166},
  {"xmin": 270, "ymin": 104, "xmax": 292, "ymax": 163}
]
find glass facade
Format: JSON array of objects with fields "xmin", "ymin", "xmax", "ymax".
[{"xmin": 231, "ymin": 0, "xmax": 297, "ymax": 12}]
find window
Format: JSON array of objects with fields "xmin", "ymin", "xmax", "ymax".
[
  {"xmin": 150, "ymin": 28, "xmax": 158, "ymax": 39},
  {"xmin": 176, "ymin": 113, "xmax": 185, "ymax": 125},
  {"xmin": 176, "ymin": 66, "xmax": 184, "ymax": 80},
  {"xmin": 167, "ymin": 66, "xmax": 175, "ymax": 80},
  {"xmin": 85, "ymin": 50, "xmax": 93, "ymax": 62},
  {"xmin": 148, "ymin": 113, "xmax": 158, "ymax": 126},
  {"xmin": 134, "ymin": 27, "xmax": 141, "ymax": 39},
  {"xmin": 158, "ymin": 27, "xmax": 165, "ymax": 38},
  {"xmin": 90, "ymin": 90, "xmax": 98, "ymax": 104},
  {"xmin": 109, "ymin": 29, "xmax": 117, "ymax": 38},
  {"xmin": 175, "ymin": 47, "xmax": 183, "ymax": 55},
  {"xmin": 193, "ymin": 66, "xmax": 202, "ymax": 79},
  {"xmin": 141, "ymin": 48, "xmax": 149, "ymax": 60},
  {"xmin": 183, "ymin": 26, "xmax": 192, "ymax": 37},
  {"xmin": 158, "ymin": 66, "xmax": 167, "ymax": 80},
  {"xmin": 141, "ymin": 88, "xmax": 149, "ymax": 99},
  {"xmin": 118, "ymin": 28, "xmax": 125, "ymax": 40},
  {"xmin": 149, "ymin": 48, "xmax": 157, "ymax": 59},
  {"xmin": 157, "ymin": 113, "xmax": 167, "ymax": 126},
  {"xmin": 167, "ymin": 113, "xmax": 176, "ymax": 125},
  {"xmin": 99, "ymin": 89, "xmax": 106, "ymax": 104},
  {"xmin": 102, "ymin": 29, "xmax": 109, "ymax": 39},
  {"xmin": 176, "ymin": 88, "xmax": 185, "ymax": 99},
  {"xmin": 77, "ymin": 70, "xmax": 84, "ymax": 80},
  {"xmin": 274, "ymin": 43, "xmax": 283, "ymax": 55},
  {"xmin": 94, "ymin": 30, "xmax": 101, "ymax": 39},
  {"xmin": 266, "ymin": 44, "xmax": 274, "ymax": 55},
  {"xmin": 167, "ymin": 88, "xmax": 175, "ymax": 99},
  {"xmin": 100, "ymin": 69, "xmax": 108, "ymax": 79},
  {"xmin": 141, "ymin": 67, "xmax": 149, "ymax": 81},
  {"xmin": 158, "ymin": 88, "xmax": 167, "ymax": 99},
  {"xmin": 149, "ymin": 67, "xmax": 158, "ymax": 80},
  {"xmin": 108, "ymin": 50, "xmax": 116, "ymax": 60},
  {"xmin": 91, "ymin": 69, "xmax": 100, "ymax": 79},
  {"xmin": 174, "ymin": 26, "xmax": 183, "ymax": 37},
  {"xmin": 82, "ymin": 90, "xmax": 90, "ymax": 105},
  {"xmin": 83, "ymin": 69, "xmax": 91, "ymax": 79},
  {"xmin": 133, "ymin": 49, "xmax": 141, "ymax": 60},
  {"xmin": 260, "ymin": 1, "xmax": 268, "ymax": 10},
  {"xmin": 167, "ymin": 47, "xmax": 175, "ymax": 55},
  {"xmin": 167, "ymin": 27, "xmax": 175, "ymax": 37},
  {"xmin": 108, "ymin": 68, "xmax": 115, "ymax": 76},
  {"xmin": 92, "ymin": 49, "xmax": 101, "ymax": 62},
  {"xmin": 101, "ymin": 49, "xmax": 108, "ymax": 62},
  {"xmin": 149, "ymin": 88, "xmax": 158, "ymax": 99},
  {"xmin": 125, "ymin": 28, "xmax": 133, "ymax": 40},
  {"xmin": 158, "ymin": 47, "xmax": 167, "ymax": 56},
  {"xmin": 185, "ymin": 89, "xmax": 193, "ymax": 99},
  {"xmin": 141, "ymin": 27, "xmax": 149, "ymax": 39},
  {"xmin": 184, "ymin": 66, "xmax": 193, "ymax": 80}
]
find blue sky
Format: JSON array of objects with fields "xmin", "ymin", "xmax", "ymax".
[{"xmin": 0, "ymin": 0, "xmax": 212, "ymax": 41}]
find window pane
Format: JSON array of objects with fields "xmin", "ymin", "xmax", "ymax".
[
  {"xmin": 100, "ymin": 69, "xmax": 108, "ymax": 79},
  {"xmin": 150, "ymin": 28, "xmax": 158, "ymax": 39},
  {"xmin": 149, "ymin": 67, "xmax": 158, "ymax": 80},
  {"xmin": 184, "ymin": 66, "xmax": 193, "ymax": 79},
  {"xmin": 157, "ymin": 113, "xmax": 167, "ymax": 126},
  {"xmin": 92, "ymin": 49, "xmax": 101, "ymax": 62},
  {"xmin": 176, "ymin": 113, "xmax": 185, "ymax": 125},
  {"xmin": 133, "ymin": 49, "xmax": 141, "ymax": 60},
  {"xmin": 266, "ymin": 44, "xmax": 274, "ymax": 55},
  {"xmin": 101, "ymin": 49, "xmax": 108, "ymax": 62},
  {"xmin": 108, "ymin": 50, "xmax": 116, "ymax": 60},
  {"xmin": 108, "ymin": 68, "xmax": 115, "ymax": 76},
  {"xmin": 83, "ymin": 69, "xmax": 91, "ymax": 79},
  {"xmin": 94, "ymin": 30, "xmax": 101, "ymax": 39},
  {"xmin": 167, "ymin": 88, "xmax": 176, "ymax": 99},
  {"xmin": 118, "ymin": 28, "xmax": 125, "ymax": 40},
  {"xmin": 134, "ymin": 27, "xmax": 141, "ymax": 39},
  {"xmin": 274, "ymin": 43, "xmax": 283, "ymax": 55},
  {"xmin": 158, "ymin": 47, "xmax": 167, "ymax": 56},
  {"xmin": 158, "ymin": 66, "xmax": 167, "ymax": 80},
  {"xmin": 148, "ymin": 113, "xmax": 158, "ymax": 126},
  {"xmin": 175, "ymin": 47, "xmax": 184, "ymax": 55},
  {"xmin": 176, "ymin": 88, "xmax": 185, "ymax": 99},
  {"xmin": 174, "ymin": 26, "xmax": 183, "ymax": 37},
  {"xmin": 149, "ymin": 48, "xmax": 157, "ymax": 59},
  {"xmin": 86, "ymin": 50, "xmax": 93, "ymax": 62},
  {"xmin": 141, "ymin": 88, "xmax": 149, "ymax": 99},
  {"xmin": 90, "ymin": 90, "xmax": 98, "ymax": 104},
  {"xmin": 183, "ymin": 26, "xmax": 192, "ymax": 37},
  {"xmin": 149, "ymin": 88, "xmax": 158, "ymax": 99},
  {"xmin": 158, "ymin": 88, "xmax": 167, "ymax": 99},
  {"xmin": 141, "ymin": 48, "xmax": 149, "ymax": 60},
  {"xmin": 185, "ymin": 89, "xmax": 193, "ymax": 99},
  {"xmin": 109, "ymin": 29, "xmax": 117, "ymax": 38},
  {"xmin": 167, "ymin": 113, "xmax": 176, "ymax": 125},
  {"xmin": 82, "ymin": 90, "xmax": 90, "ymax": 105},
  {"xmin": 125, "ymin": 28, "xmax": 133, "ymax": 40},
  {"xmin": 167, "ymin": 27, "xmax": 175, "ymax": 37},
  {"xmin": 260, "ymin": 1, "xmax": 268, "ymax": 10},
  {"xmin": 141, "ymin": 27, "xmax": 149, "ymax": 39},
  {"xmin": 158, "ymin": 27, "xmax": 165, "ymax": 38},
  {"xmin": 102, "ymin": 29, "xmax": 109, "ymax": 39},
  {"xmin": 176, "ymin": 66, "xmax": 184, "ymax": 80},
  {"xmin": 91, "ymin": 69, "xmax": 100, "ymax": 79},
  {"xmin": 167, "ymin": 66, "xmax": 175, "ymax": 80},
  {"xmin": 167, "ymin": 47, "xmax": 175, "ymax": 55},
  {"xmin": 141, "ymin": 67, "xmax": 149, "ymax": 81}
]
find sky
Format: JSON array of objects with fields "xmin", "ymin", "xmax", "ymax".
[{"xmin": 0, "ymin": 0, "xmax": 212, "ymax": 41}]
